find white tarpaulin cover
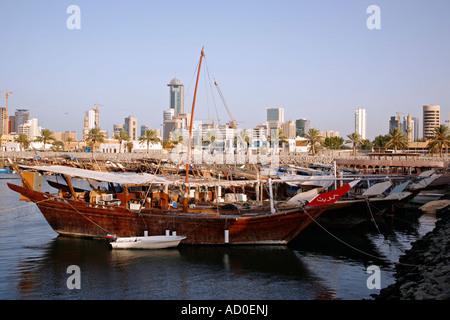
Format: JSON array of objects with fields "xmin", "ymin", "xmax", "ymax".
[
  {"xmin": 280, "ymin": 174, "xmax": 334, "ymax": 189},
  {"xmin": 362, "ymin": 181, "xmax": 392, "ymax": 197},
  {"xmin": 19, "ymin": 165, "xmax": 174, "ymax": 186}
]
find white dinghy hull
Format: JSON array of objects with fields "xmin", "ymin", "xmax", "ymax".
[{"xmin": 110, "ymin": 235, "xmax": 187, "ymax": 249}]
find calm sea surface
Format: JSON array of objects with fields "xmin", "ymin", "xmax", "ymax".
[{"xmin": 0, "ymin": 173, "xmax": 438, "ymax": 300}]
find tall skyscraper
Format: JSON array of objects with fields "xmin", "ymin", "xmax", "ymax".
[
  {"xmin": 124, "ymin": 116, "xmax": 138, "ymax": 141},
  {"xmin": 355, "ymin": 108, "xmax": 367, "ymax": 140},
  {"xmin": 266, "ymin": 108, "xmax": 284, "ymax": 123},
  {"xmin": 14, "ymin": 109, "xmax": 30, "ymax": 133},
  {"xmin": 0, "ymin": 108, "xmax": 7, "ymax": 135},
  {"xmin": 82, "ymin": 109, "xmax": 99, "ymax": 141},
  {"xmin": 140, "ymin": 125, "xmax": 149, "ymax": 137},
  {"xmin": 412, "ymin": 117, "xmax": 419, "ymax": 142},
  {"xmin": 295, "ymin": 119, "xmax": 310, "ymax": 137},
  {"xmin": 389, "ymin": 116, "xmax": 401, "ymax": 131},
  {"xmin": 168, "ymin": 78, "xmax": 184, "ymax": 116},
  {"xmin": 281, "ymin": 121, "xmax": 296, "ymax": 138},
  {"xmin": 266, "ymin": 108, "xmax": 285, "ymax": 136},
  {"xmin": 423, "ymin": 105, "xmax": 440, "ymax": 139}
]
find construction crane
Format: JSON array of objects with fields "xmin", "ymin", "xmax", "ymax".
[
  {"xmin": 94, "ymin": 103, "xmax": 104, "ymax": 113},
  {"xmin": 0, "ymin": 90, "xmax": 13, "ymax": 134},
  {"xmin": 213, "ymin": 80, "xmax": 240, "ymax": 129}
]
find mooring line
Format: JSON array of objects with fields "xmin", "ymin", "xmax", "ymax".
[
  {"xmin": 303, "ymin": 210, "xmax": 421, "ymax": 268},
  {"xmin": 0, "ymin": 198, "xmax": 51, "ymax": 214},
  {"xmin": 64, "ymin": 198, "xmax": 112, "ymax": 235}
]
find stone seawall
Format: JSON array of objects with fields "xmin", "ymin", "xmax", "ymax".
[{"xmin": 374, "ymin": 208, "xmax": 450, "ymax": 300}]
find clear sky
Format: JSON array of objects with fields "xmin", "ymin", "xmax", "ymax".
[{"xmin": 1, "ymin": 0, "xmax": 449, "ymax": 141}]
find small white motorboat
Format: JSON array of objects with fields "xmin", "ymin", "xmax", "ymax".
[{"xmin": 109, "ymin": 234, "xmax": 187, "ymax": 250}]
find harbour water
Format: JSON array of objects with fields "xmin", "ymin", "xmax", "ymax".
[{"xmin": 0, "ymin": 173, "xmax": 437, "ymax": 300}]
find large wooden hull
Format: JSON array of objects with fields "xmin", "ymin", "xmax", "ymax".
[{"xmin": 8, "ymin": 183, "xmax": 325, "ymax": 245}]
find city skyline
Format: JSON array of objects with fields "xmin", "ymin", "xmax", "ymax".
[{"xmin": 1, "ymin": 1, "xmax": 449, "ymax": 141}]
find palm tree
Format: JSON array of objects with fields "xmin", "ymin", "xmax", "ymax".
[
  {"xmin": 373, "ymin": 134, "xmax": 390, "ymax": 152},
  {"xmin": 345, "ymin": 132, "xmax": 362, "ymax": 156},
  {"xmin": 385, "ymin": 128, "xmax": 408, "ymax": 153},
  {"xmin": 114, "ymin": 130, "xmax": 129, "ymax": 153},
  {"xmin": 86, "ymin": 127, "xmax": 105, "ymax": 152},
  {"xmin": 304, "ymin": 128, "xmax": 324, "ymax": 155},
  {"xmin": 138, "ymin": 129, "xmax": 160, "ymax": 153},
  {"xmin": 427, "ymin": 125, "xmax": 450, "ymax": 157},
  {"xmin": 35, "ymin": 129, "xmax": 55, "ymax": 150},
  {"xmin": 162, "ymin": 139, "xmax": 174, "ymax": 148},
  {"xmin": 51, "ymin": 140, "xmax": 64, "ymax": 151},
  {"xmin": 171, "ymin": 131, "xmax": 184, "ymax": 146},
  {"xmin": 125, "ymin": 141, "xmax": 134, "ymax": 153},
  {"xmin": 324, "ymin": 136, "xmax": 345, "ymax": 150},
  {"xmin": 15, "ymin": 133, "xmax": 30, "ymax": 151}
]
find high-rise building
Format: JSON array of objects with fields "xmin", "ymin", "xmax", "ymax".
[
  {"xmin": 164, "ymin": 108, "xmax": 174, "ymax": 121},
  {"xmin": 389, "ymin": 116, "xmax": 401, "ymax": 132},
  {"xmin": 14, "ymin": 109, "xmax": 30, "ymax": 133},
  {"xmin": 19, "ymin": 118, "xmax": 41, "ymax": 140},
  {"xmin": 124, "ymin": 116, "xmax": 138, "ymax": 141},
  {"xmin": 82, "ymin": 109, "xmax": 99, "ymax": 141},
  {"xmin": 412, "ymin": 117, "xmax": 419, "ymax": 142},
  {"xmin": 266, "ymin": 108, "xmax": 284, "ymax": 137},
  {"xmin": 266, "ymin": 108, "xmax": 284, "ymax": 123},
  {"xmin": 423, "ymin": 105, "xmax": 440, "ymax": 139},
  {"xmin": 355, "ymin": 108, "xmax": 367, "ymax": 140},
  {"xmin": 168, "ymin": 78, "xmax": 184, "ymax": 116},
  {"xmin": 0, "ymin": 108, "xmax": 7, "ymax": 135},
  {"xmin": 113, "ymin": 124, "xmax": 124, "ymax": 138},
  {"xmin": 295, "ymin": 119, "xmax": 310, "ymax": 137},
  {"xmin": 281, "ymin": 121, "xmax": 296, "ymax": 139},
  {"xmin": 140, "ymin": 125, "xmax": 149, "ymax": 137}
]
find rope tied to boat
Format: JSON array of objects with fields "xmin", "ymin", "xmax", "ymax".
[
  {"xmin": 64, "ymin": 198, "xmax": 112, "ymax": 235},
  {"xmin": 0, "ymin": 197, "xmax": 52, "ymax": 215}
]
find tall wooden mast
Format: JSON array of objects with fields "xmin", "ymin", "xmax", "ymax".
[{"xmin": 183, "ymin": 47, "xmax": 205, "ymax": 212}]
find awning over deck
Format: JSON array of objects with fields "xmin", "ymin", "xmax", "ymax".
[{"xmin": 18, "ymin": 165, "xmax": 175, "ymax": 186}]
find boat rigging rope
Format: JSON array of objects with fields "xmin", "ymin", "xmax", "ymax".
[
  {"xmin": 64, "ymin": 199, "xmax": 112, "ymax": 235},
  {"xmin": 0, "ymin": 198, "xmax": 51, "ymax": 214},
  {"xmin": 364, "ymin": 197, "xmax": 382, "ymax": 235}
]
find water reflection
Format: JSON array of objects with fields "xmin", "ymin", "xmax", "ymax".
[{"xmin": 12, "ymin": 235, "xmax": 347, "ymax": 300}]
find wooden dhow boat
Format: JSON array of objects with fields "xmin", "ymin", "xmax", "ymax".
[{"xmin": 7, "ymin": 163, "xmax": 359, "ymax": 245}]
